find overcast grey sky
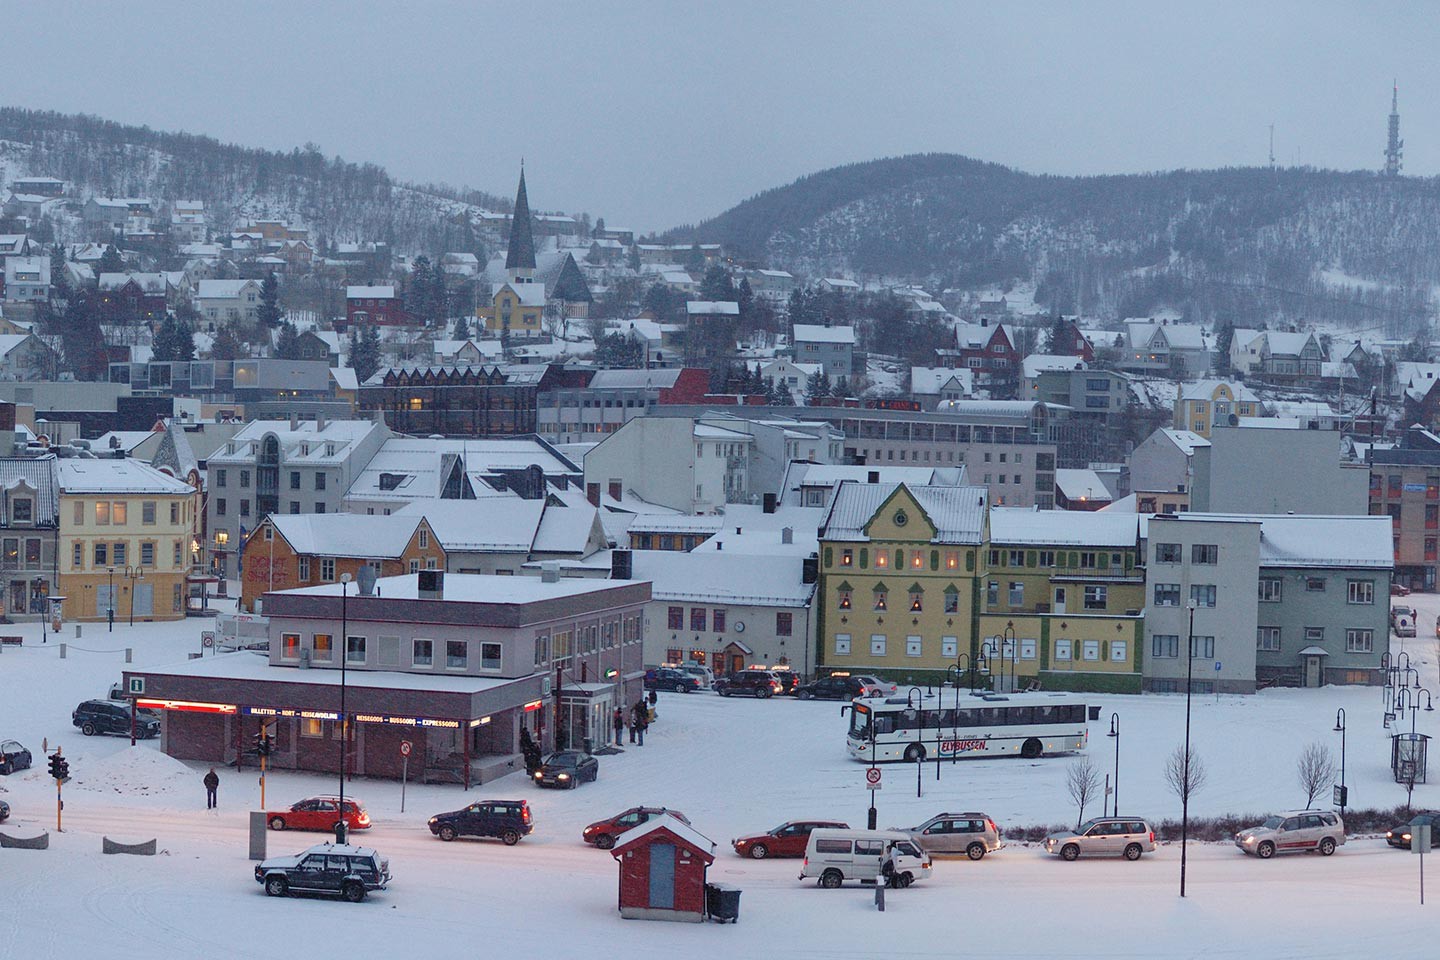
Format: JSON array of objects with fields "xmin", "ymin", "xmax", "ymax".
[{"xmin": 6, "ymin": 2, "xmax": 1437, "ymax": 230}]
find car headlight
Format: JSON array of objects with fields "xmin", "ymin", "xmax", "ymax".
[
  {"xmin": 558, "ymin": 773, "xmax": 570, "ymax": 779},
  {"xmin": 428, "ymin": 818, "xmax": 437, "ymax": 825},
  {"xmin": 1403, "ymin": 833, "xmax": 1413, "ymax": 841}
]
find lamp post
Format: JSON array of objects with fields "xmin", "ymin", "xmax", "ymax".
[
  {"xmin": 124, "ymin": 565, "xmax": 144, "ymax": 627},
  {"xmin": 1181, "ymin": 598, "xmax": 1197, "ymax": 899},
  {"xmin": 336, "ymin": 572, "xmax": 352, "ymax": 844},
  {"xmin": 1107, "ymin": 712, "xmax": 1121, "ymax": 817},
  {"xmin": 1001, "ymin": 620, "xmax": 1016, "ymax": 694},
  {"xmin": 906, "ymin": 686, "xmax": 924, "ymax": 798},
  {"xmin": 106, "ymin": 566, "xmax": 115, "ymax": 632},
  {"xmin": 1411, "ymin": 687, "xmax": 1434, "ymax": 738},
  {"xmin": 1333, "ymin": 708, "xmax": 1347, "ymax": 818}
]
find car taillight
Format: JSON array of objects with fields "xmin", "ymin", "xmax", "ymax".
[
  {"xmin": 802, "ymin": 856, "xmax": 808, "ymax": 867},
  {"xmin": 523, "ymin": 808, "xmax": 532, "ymax": 824},
  {"xmin": 1149, "ymin": 831, "xmax": 1155, "ymax": 843},
  {"xmin": 988, "ymin": 820, "xmax": 997, "ymax": 834}
]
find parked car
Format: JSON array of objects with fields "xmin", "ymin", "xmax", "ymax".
[
  {"xmin": 533, "ymin": 750, "xmax": 598, "ymax": 789},
  {"xmin": 73, "ymin": 699, "xmax": 159, "ymax": 738},
  {"xmin": 676, "ymin": 665, "xmax": 714, "ymax": 689},
  {"xmin": 1045, "ymin": 818, "xmax": 1157, "ymax": 861},
  {"xmin": 1392, "ymin": 582, "xmax": 1412, "ymax": 596},
  {"xmin": 255, "ymin": 843, "xmax": 390, "ymax": 902},
  {"xmin": 852, "ymin": 674, "xmax": 897, "ymax": 697},
  {"xmin": 715, "ymin": 671, "xmax": 781, "ymax": 698},
  {"xmin": 267, "ymin": 796, "xmax": 372, "ymax": 833},
  {"xmin": 1393, "ymin": 605, "xmax": 1418, "ymax": 637},
  {"xmin": 895, "ymin": 812, "xmax": 1003, "ymax": 860},
  {"xmin": 796, "ymin": 675, "xmax": 869, "ymax": 701},
  {"xmin": 770, "ymin": 670, "xmax": 800, "ymax": 695},
  {"xmin": 732, "ymin": 820, "xmax": 849, "ymax": 859},
  {"xmin": 800, "ymin": 828, "xmax": 932, "ymax": 888},
  {"xmin": 1235, "ymin": 810, "xmax": 1345, "ymax": 858},
  {"xmin": 0, "ymin": 800, "xmax": 9, "ymax": 823},
  {"xmin": 644, "ymin": 667, "xmax": 701, "ymax": 694},
  {"xmin": 582, "ymin": 806, "xmax": 690, "ymax": 850},
  {"xmin": 1386, "ymin": 811, "xmax": 1440, "ymax": 850},
  {"xmin": 0, "ymin": 739, "xmax": 32, "ymax": 775},
  {"xmin": 428, "ymin": 799, "xmax": 533, "ymax": 844}
]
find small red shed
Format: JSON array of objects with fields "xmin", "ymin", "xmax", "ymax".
[{"xmin": 610, "ymin": 817, "xmax": 716, "ymax": 922}]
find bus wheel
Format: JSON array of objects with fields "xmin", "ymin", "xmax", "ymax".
[
  {"xmin": 1020, "ymin": 738, "xmax": 1043, "ymax": 759},
  {"xmin": 903, "ymin": 743, "xmax": 926, "ymax": 762}
]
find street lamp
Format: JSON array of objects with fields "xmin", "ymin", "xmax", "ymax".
[
  {"xmin": 1180, "ymin": 598, "xmax": 1197, "ymax": 899},
  {"xmin": 1333, "ymin": 708, "xmax": 1347, "ymax": 818},
  {"xmin": 1107, "ymin": 713, "xmax": 1121, "ymax": 817},
  {"xmin": 106, "ymin": 566, "xmax": 115, "ymax": 632},
  {"xmin": 906, "ymin": 686, "xmax": 924, "ymax": 798},
  {"xmin": 1000, "ymin": 620, "xmax": 1016, "ymax": 694},
  {"xmin": 124, "ymin": 565, "xmax": 144, "ymax": 627},
  {"xmin": 336, "ymin": 572, "xmax": 352, "ymax": 844}
]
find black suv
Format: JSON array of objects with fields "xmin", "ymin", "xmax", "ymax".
[
  {"xmin": 644, "ymin": 667, "xmax": 700, "ymax": 694},
  {"xmin": 255, "ymin": 843, "xmax": 390, "ymax": 902},
  {"xmin": 1386, "ymin": 811, "xmax": 1440, "ymax": 850},
  {"xmin": 796, "ymin": 675, "xmax": 867, "ymax": 700},
  {"xmin": 428, "ymin": 799, "xmax": 534, "ymax": 844},
  {"xmin": 715, "ymin": 671, "xmax": 780, "ymax": 698},
  {"xmin": 73, "ymin": 699, "xmax": 159, "ymax": 738}
]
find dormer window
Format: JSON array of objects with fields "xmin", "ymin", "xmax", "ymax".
[{"xmin": 11, "ymin": 498, "xmax": 32, "ymax": 524}]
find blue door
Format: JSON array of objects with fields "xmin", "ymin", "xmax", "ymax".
[{"xmin": 648, "ymin": 843, "xmax": 675, "ymax": 909}]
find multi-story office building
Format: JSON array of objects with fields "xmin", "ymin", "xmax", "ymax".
[
  {"xmin": 1367, "ymin": 426, "xmax": 1440, "ymax": 591},
  {"xmin": 357, "ymin": 364, "xmax": 554, "ymax": 437}
]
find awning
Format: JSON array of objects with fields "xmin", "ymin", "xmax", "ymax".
[
  {"xmin": 1297, "ymin": 646, "xmax": 1330, "ymax": 657},
  {"xmin": 557, "ymin": 681, "xmax": 617, "ymax": 700},
  {"xmin": 723, "ymin": 639, "xmax": 753, "ymax": 656}
]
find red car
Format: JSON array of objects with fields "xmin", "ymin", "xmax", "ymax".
[
  {"xmin": 581, "ymin": 806, "xmax": 689, "ymax": 850},
  {"xmin": 267, "ymin": 796, "xmax": 371, "ymax": 833},
  {"xmin": 732, "ymin": 820, "xmax": 850, "ymax": 859}
]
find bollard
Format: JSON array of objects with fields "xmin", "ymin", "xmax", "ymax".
[
  {"xmin": 125, "ymin": 648, "xmax": 132, "ymax": 663},
  {"xmin": 875, "ymin": 882, "xmax": 885, "ymax": 911},
  {"xmin": 75, "ymin": 624, "xmax": 81, "ymax": 638},
  {"xmin": 59, "ymin": 643, "xmax": 66, "ymax": 659}
]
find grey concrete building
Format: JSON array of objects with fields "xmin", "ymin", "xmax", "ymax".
[
  {"xmin": 1190, "ymin": 423, "xmax": 1368, "ymax": 514},
  {"xmin": 791, "ymin": 324, "xmax": 856, "ymax": 378},
  {"xmin": 1128, "ymin": 428, "xmax": 1207, "ymax": 509},
  {"xmin": 205, "ymin": 418, "xmax": 391, "ymax": 577}
]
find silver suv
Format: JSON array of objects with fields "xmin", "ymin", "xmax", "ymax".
[
  {"xmin": 1045, "ymin": 818, "xmax": 1156, "ymax": 861},
  {"xmin": 896, "ymin": 812, "xmax": 1003, "ymax": 860},
  {"xmin": 1234, "ymin": 810, "xmax": 1344, "ymax": 858}
]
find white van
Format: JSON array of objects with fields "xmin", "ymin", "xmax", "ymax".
[{"xmin": 800, "ymin": 829, "xmax": 932, "ymax": 888}]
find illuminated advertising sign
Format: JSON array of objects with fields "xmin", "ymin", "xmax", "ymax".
[
  {"xmin": 352, "ymin": 713, "xmax": 461, "ymax": 729},
  {"xmin": 136, "ymin": 698, "xmax": 237, "ymax": 714},
  {"xmin": 241, "ymin": 706, "xmax": 340, "ymax": 721}
]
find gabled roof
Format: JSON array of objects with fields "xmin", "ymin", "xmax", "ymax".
[
  {"xmin": 822, "ymin": 482, "xmax": 988, "ymax": 544},
  {"xmin": 497, "ymin": 281, "xmax": 546, "ymax": 307},
  {"xmin": 0, "ymin": 455, "xmax": 58, "ymax": 521},
  {"xmin": 265, "ymin": 514, "xmax": 424, "ymax": 559},
  {"xmin": 630, "ymin": 551, "xmax": 814, "ymax": 607},
  {"xmin": 1157, "ymin": 428, "xmax": 1210, "ymax": 454},
  {"xmin": 1054, "ymin": 468, "xmax": 1112, "ymax": 502},
  {"xmin": 1263, "ymin": 331, "xmax": 1318, "ymax": 356},
  {"xmin": 793, "ymin": 323, "xmax": 855, "ymax": 344},
  {"xmin": 195, "ymin": 279, "xmax": 258, "ymax": 300},
  {"xmin": 611, "ymin": 816, "xmax": 716, "ymax": 859},
  {"xmin": 1177, "ymin": 379, "xmax": 1262, "ymax": 403},
  {"xmin": 393, "ymin": 498, "xmax": 544, "ymax": 553},
  {"xmin": 57, "ymin": 458, "xmax": 193, "ymax": 495}
]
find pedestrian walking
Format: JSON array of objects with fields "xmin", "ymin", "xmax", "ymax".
[
  {"xmin": 203, "ymin": 767, "xmax": 219, "ymax": 809},
  {"xmin": 612, "ymin": 706, "xmax": 625, "ymax": 745}
]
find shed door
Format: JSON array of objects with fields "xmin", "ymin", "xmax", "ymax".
[
  {"xmin": 132, "ymin": 583, "xmax": 154, "ymax": 618},
  {"xmin": 648, "ymin": 843, "xmax": 676, "ymax": 909}
]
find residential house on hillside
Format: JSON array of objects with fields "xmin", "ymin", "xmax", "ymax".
[
  {"xmin": 193, "ymin": 279, "xmax": 262, "ymax": 327},
  {"xmin": 97, "ymin": 273, "xmax": 169, "ymax": 323},
  {"xmin": 935, "ymin": 319, "xmax": 1016, "ymax": 397},
  {"xmin": 748, "ymin": 269, "xmax": 796, "ymax": 302},
  {"xmin": 345, "ymin": 285, "xmax": 408, "ymax": 328},
  {"xmin": 791, "ymin": 323, "xmax": 855, "ymax": 379},
  {"xmin": 3, "ymin": 256, "xmax": 49, "ymax": 302},
  {"xmin": 1173, "ymin": 380, "xmax": 1264, "ymax": 437},
  {"xmin": 909, "ymin": 367, "xmax": 974, "ymax": 409},
  {"xmin": 1121, "ymin": 320, "xmax": 1211, "ymax": 377}
]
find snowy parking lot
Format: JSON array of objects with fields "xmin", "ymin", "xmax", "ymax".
[{"xmin": 2, "ymin": 612, "xmax": 1439, "ymax": 958}]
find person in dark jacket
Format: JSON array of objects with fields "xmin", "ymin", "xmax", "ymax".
[
  {"xmin": 632, "ymin": 699, "xmax": 648, "ymax": 746},
  {"xmin": 203, "ymin": 767, "xmax": 219, "ymax": 809},
  {"xmin": 612, "ymin": 706, "xmax": 625, "ymax": 745}
]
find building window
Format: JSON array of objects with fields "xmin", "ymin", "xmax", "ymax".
[
  {"xmin": 945, "ymin": 550, "xmax": 959, "ymax": 570},
  {"xmin": 346, "ymin": 636, "xmax": 365, "ymax": 663},
  {"xmin": 1082, "ymin": 640, "xmax": 1100, "ymax": 661},
  {"xmin": 941, "ymin": 636, "xmax": 958, "ymax": 658},
  {"xmin": 240, "ymin": 501, "xmax": 250, "ymax": 517},
  {"xmin": 533, "ymin": 634, "xmax": 549, "ymax": 666},
  {"xmin": 872, "ymin": 589, "xmax": 887, "ymax": 612},
  {"xmin": 1054, "ymin": 638, "xmax": 1072, "ymax": 661},
  {"xmin": 986, "ymin": 580, "xmax": 998, "ymax": 606},
  {"xmin": 297, "ymin": 557, "xmax": 310, "ymax": 580},
  {"xmin": 1008, "ymin": 550, "xmax": 1025, "ymax": 567},
  {"xmin": 1189, "ymin": 584, "xmax": 1216, "ymax": 607},
  {"xmin": 320, "ymin": 558, "xmax": 335, "ymax": 581},
  {"xmin": 1191, "ymin": 544, "xmax": 1218, "ymax": 564},
  {"xmin": 668, "ymin": 606, "xmax": 683, "ymax": 630},
  {"xmin": 870, "ymin": 634, "xmax": 887, "ymax": 656},
  {"xmin": 141, "ymin": 501, "xmax": 156, "ymax": 525},
  {"xmin": 838, "ymin": 590, "xmax": 852, "ymax": 610},
  {"xmin": 95, "ymin": 502, "xmax": 110, "ymax": 525},
  {"xmin": 409, "ymin": 559, "xmax": 419, "ymax": 574},
  {"xmin": 1305, "ymin": 577, "xmax": 1326, "ymax": 593},
  {"xmin": 909, "ymin": 590, "xmax": 923, "ymax": 612},
  {"xmin": 301, "ymin": 718, "xmax": 324, "ymax": 738},
  {"xmin": 1151, "ymin": 634, "xmax": 1179, "ymax": 658},
  {"xmin": 140, "ymin": 542, "xmax": 155, "ymax": 566},
  {"xmin": 1258, "ymin": 578, "xmax": 1282, "ymax": 602},
  {"xmin": 216, "ymin": 469, "xmax": 227, "ymax": 487},
  {"xmin": 72, "ymin": 542, "xmax": 82, "ymax": 568},
  {"xmin": 690, "ymin": 608, "xmax": 706, "ymax": 631},
  {"xmin": 1008, "ymin": 581, "xmax": 1024, "ymax": 606},
  {"xmin": 311, "ymin": 634, "xmax": 332, "ymax": 662},
  {"xmin": 1084, "ymin": 585, "xmax": 1108, "ymax": 610},
  {"xmin": 1110, "ymin": 640, "xmax": 1128, "ymax": 663},
  {"xmin": 1305, "ymin": 626, "xmax": 1324, "ymax": 644},
  {"xmin": 411, "ymin": 638, "xmax": 433, "ymax": 666},
  {"xmin": 1079, "ymin": 551, "xmax": 1097, "ymax": 568},
  {"xmin": 943, "ymin": 589, "xmax": 959, "ymax": 613},
  {"xmin": 480, "ymin": 642, "xmax": 502, "ymax": 670},
  {"xmin": 446, "ymin": 641, "xmax": 467, "ymax": 669},
  {"xmin": 1345, "ymin": 629, "xmax": 1374, "ymax": 653},
  {"xmin": 906, "ymin": 636, "xmax": 923, "ymax": 657},
  {"xmin": 281, "ymin": 633, "xmax": 301, "ymax": 659},
  {"xmin": 1037, "ymin": 550, "xmax": 1055, "ymax": 567},
  {"xmin": 11, "ymin": 498, "xmax": 32, "ymax": 524},
  {"xmin": 841, "ymin": 548, "xmax": 853, "ymax": 566},
  {"xmin": 777, "ymin": 612, "xmax": 793, "ymax": 636},
  {"xmin": 1257, "ymin": 627, "xmax": 1281, "ymax": 651},
  {"xmin": 316, "ymin": 473, "xmax": 327, "ymax": 491},
  {"xmin": 1020, "ymin": 639, "xmax": 1038, "ymax": 660},
  {"xmin": 1154, "ymin": 583, "xmax": 1180, "ymax": 606},
  {"xmin": 418, "ymin": 528, "xmax": 429, "ymax": 549},
  {"xmin": 834, "ymin": 633, "xmax": 851, "ymax": 656},
  {"xmin": 240, "ymin": 470, "xmax": 250, "ymax": 489},
  {"xmin": 216, "ymin": 498, "xmax": 227, "ymax": 516},
  {"xmin": 1190, "ymin": 635, "xmax": 1215, "ymax": 658},
  {"xmin": 1346, "ymin": 580, "xmax": 1374, "ymax": 604},
  {"xmin": 875, "ymin": 550, "xmax": 888, "ymax": 568}
]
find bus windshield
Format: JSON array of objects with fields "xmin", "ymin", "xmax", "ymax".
[{"xmin": 849, "ymin": 705, "xmax": 871, "ymax": 740}]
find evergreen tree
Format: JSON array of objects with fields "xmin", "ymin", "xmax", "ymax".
[
  {"xmin": 700, "ymin": 265, "xmax": 737, "ymax": 302},
  {"xmin": 49, "ymin": 244, "xmax": 72, "ymax": 304},
  {"xmin": 172, "ymin": 316, "xmax": 196, "ymax": 361},
  {"xmin": 452, "ymin": 314, "xmax": 472, "ymax": 340},
  {"xmin": 1043, "ymin": 314, "xmax": 1069, "ymax": 353},
  {"xmin": 430, "ymin": 261, "xmax": 449, "ymax": 325},
  {"xmin": 594, "ymin": 332, "xmax": 644, "ymax": 369},
  {"xmin": 60, "ymin": 292, "xmax": 106, "ymax": 380},
  {"xmin": 833, "ymin": 374, "xmax": 850, "ymax": 398},
  {"xmin": 152, "ymin": 314, "xmax": 180, "ymax": 360},
  {"xmin": 787, "ymin": 287, "xmax": 813, "ymax": 327},
  {"xmin": 818, "ymin": 371, "xmax": 833, "ymax": 397},
  {"xmin": 684, "ymin": 242, "xmax": 705, "ymax": 274},
  {"xmin": 805, "ymin": 368, "xmax": 827, "ymax": 404},
  {"xmin": 209, "ymin": 325, "xmax": 244, "ymax": 360},
  {"xmin": 626, "ymin": 245, "xmax": 641, "ymax": 272},
  {"xmin": 1213, "ymin": 321, "xmax": 1235, "ymax": 374},
  {"xmin": 350, "ymin": 323, "xmax": 382, "ymax": 382},
  {"xmin": 408, "ymin": 255, "xmax": 434, "ymax": 325},
  {"xmin": 257, "ymin": 272, "xmax": 283, "ymax": 327},
  {"xmin": 275, "ymin": 320, "xmax": 302, "ymax": 359},
  {"xmin": 766, "ymin": 377, "xmax": 791, "ymax": 406},
  {"xmin": 98, "ymin": 244, "xmax": 124, "ymax": 275}
]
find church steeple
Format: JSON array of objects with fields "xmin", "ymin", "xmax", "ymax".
[{"xmin": 505, "ymin": 165, "xmax": 537, "ymax": 278}]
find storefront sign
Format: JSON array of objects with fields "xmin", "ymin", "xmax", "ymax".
[
  {"xmin": 352, "ymin": 712, "xmax": 461, "ymax": 729},
  {"xmin": 469, "ymin": 716, "xmax": 492, "ymax": 727},
  {"xmin": 522, "ymin": 699, "xmax": 544, "ymax": 712},
  {"xmin": 242, "ymin": 706, "xmax": 340, "ymax": 721},
  {"xmin": 137, "ymin": 698, "xmax": 237, "ymax": 714}
]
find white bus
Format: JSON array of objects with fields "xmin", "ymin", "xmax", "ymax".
[{"xmin": 845, "ymin": 691, "xmax": 1099, "ymax": 762}]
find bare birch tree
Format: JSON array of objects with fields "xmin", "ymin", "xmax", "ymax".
[
  {"xmin": 1066, "ymin": 757, "xmax": 1103, "ymax": 829},
  {"xmin": 1165, "ymin": 744, "xmax": 1208, "ymax": 805},
  {"xmin": 1296, "ymin": 743, "xmax": 1337, "ymax": 808}
]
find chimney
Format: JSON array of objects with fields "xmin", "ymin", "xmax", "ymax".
[
  {"xmin": 608, "ymin": 480, "xmax": 622, "ymax": 502},
  {"xmin": 417, "ymin": 569, "xmax": 443, "ymax": 600},
  {"xmin": 290, "ymin": 413, "xmax": 300, "ymax": 431},
  {"xmin": 981, "ymin": 318, "xmax": 988, "ymax": 327},
  {"xmin": 586, "ymin": 482, "xmax": 600, "ymax": 507},
  {"xmin": 316, "ymin": 414, "xmax": 328, "ymax": 432},
  {"xmin": 781, "ymin": 526, "xmax": 793, "ymax": 544},
  {"xmin": 802, "ymin": 554, "xmax": 818, "ymax": 584},
  {"xmin": 357, "ymin": 565, "xmax": 377, "ymax": 596},
  {"xmin": 867, "ymin": 470, "xmax": 880, "ymax": 483},
  {"xmin": 540, "ymin": 561, "xmax": 561, "ymax": 584},
  {"xmin": 735, "ymin": 526, "xmax": 742, "ymax": 535},
  {"xmin": 762, "ymin": 492, "xmax": 777, "ymax": 514},
  {"xmin": 610, "ymin": 548, "xmax": 633, "ymax": 580}
]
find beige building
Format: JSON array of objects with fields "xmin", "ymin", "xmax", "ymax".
[{"xmin": 58, "ymin": 459, "xmax": 199, "ymax": 623}]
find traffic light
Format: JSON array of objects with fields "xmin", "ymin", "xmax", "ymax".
[
  {"xmin": 252, "ymin": 731, "xmax": 271, "ymax": 757},
  {"xmin": 47, "ymin": 752, "xmax": 67, "ymax": 781}
]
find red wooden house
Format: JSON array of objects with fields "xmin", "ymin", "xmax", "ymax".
[
  {"xmin": 611, "ymin": 817, "xmax": 716, "ymax": 922},
  {"xmin": 935, "ymin": 318, "xmax": 1017, "ymax": 397},
  {"xmin": 345, "ymin": 285, "xmax": 409, "ymax": 328}
]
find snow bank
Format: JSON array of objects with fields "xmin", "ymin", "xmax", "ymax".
[{"xmin": 70, "ymin": 745, "xmax": 196, "ymax": 797}]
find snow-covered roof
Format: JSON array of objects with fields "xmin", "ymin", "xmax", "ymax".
[
  {"xmin": 277, "ymin": 571, "xmax": 640, "ymax": 605},
  {"xmin": 1255, "ymin": 514, "xmax": 1393, "ymax": 569},
  {"xmin": 57, "ymin": 459, "xmax": 193, "ymax": 495},
  {"xmin": 1054, "ymin": 468, "xmax": 1112, "ymax": 502},
  {"xmin": 530, "ymin": 504, "xmax": 602, "ymax": 555},
  {"xmin": 91, "ymin": 430, "xmax": 157, "ymax": 454},
  {"xmin": 823, "ymin": 482, "xmax": 988, "ymax": 544},
  {"xmin": 627, "ymin": 514, "xmax": 726, "ymax": 535},
  {"xmin": 194, "ymin": 279, "xmax": 256, "ymax": 300},
  {"xmin": 134, "ymin": 650, "xmax": 519, "ymax": 695},
  {"xmin": 346, "ymin": 437, "xmax": 577, "ymax": 503},
  {"xmin": 612, "ymin": 815, "xmax": 716, "ymax": 857},
  {"xmin": 990, "ymin": 507, "xmax": 1138, "ymax": 547},
  {"xmin": 1177, "ymin": 379, "xmax": 1262, "ymax": 403},
  {"xmin": 1264, "ymin": 331, "xmax": 1316, "ymax": 356},
  {"xmin": 1022, "ymin": 354, "xmax": 1086, "ymax": 378},
  {"xmin": 793, "ymin": 323, "xmax": 856, "ymax": 344},
  {"xmin": 910, "ymin": 366, "xmax": 973, "ymax": 396},
  {"xmin": 587, "ymin": 368, "xmax": 685, "ymax": 390},
  {"xmin": 347, "ymin": 285, "xmax": 395, "ymax": 299},
  {"xmin": 630, "ymin": 551, "xmax": 814, "ymax": 607},
  {"xmin": 497, "ymin": 282, "xmax": 546, "ymax": 307},
  {"xmin": 208, "ymin": 420, "xmax": 382, "ymax": 465},
  {"xmin": 1158, "ymin": 428, "xmax": 1210, "ymax": 455},
  {"xmin": 393, "ymin": 499, "xmax": 545, "ymax": 553},
  {"xmin": 266, "ymin": 514, "xmax": 422, "ymax": 559},
  {"xmin": 686, "ymin": 301, "xmax": 740, "ymax": 317},
  {"xmin": 1129, "ymin": 321, "xmax": 1208, "ymax": 351},
  {"xmin": 755, "ymin": 269, "xmax": 793, "ymax": 279},
  {"xmin": 822, "ymin": 277, "xmax": 861, "ymax": 289},
  {"xmin": 953, "ymin": 321, "xmax": 1006, "ymax": 349}
]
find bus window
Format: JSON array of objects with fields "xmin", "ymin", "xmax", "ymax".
[
  {"xmin": 815, "ymin": 839, "xmax": 852, "ymax": 854},
  {"xmin": 954, "ymin": 709, "xmax": 976, "ymax": 728},
  {"xmin": 930, "ymin": 708, "xmax": 954, "ymax": 728},
  {"xmin": 849, "ymin": 707, "xmax": 872, "ymax": 740},
  {"xmin": 873, "ymin": 714, "xmax": 897, "ymax": 735},
  {"xmin": 898, "ymin": 709, "xmax": 919, "ymax": 730},
  {"xmin": 979, "ymin": 707, "xmax": 1005, "ymax": 726},
  {"xmin": 1034, "ymin": 705, "xmax": 1056, "ymax": 723},
  {"xmin": 1009, "ymin": 706, "xmax": 1035, "ymax": 725}
]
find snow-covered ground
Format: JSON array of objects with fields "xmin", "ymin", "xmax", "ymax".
[{"xmin": 3, "ymin": 613, "xmax": 1439, "ymax": 958}]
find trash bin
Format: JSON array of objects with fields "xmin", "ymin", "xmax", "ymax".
[
  {"xmin": 705, "ymin": 882, "xmax": 741, "ymax": 923},
  {"xmin": 582, "ymin": 736, "xmax": 594, "ymax": 755}
]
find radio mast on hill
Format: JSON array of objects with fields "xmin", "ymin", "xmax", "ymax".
[{"xmin": 1384, "ymin": 82, "xmax": 1403, "ymax": 176}]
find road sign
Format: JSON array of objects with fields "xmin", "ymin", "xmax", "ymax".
[
  {"xmin": 201, "ymin": 631, "xmax": 215, "ymax": 648},
  {"xmin": 865, "ymin": 766, "xmax": 882, "ymax": 790},
  {"xmin": 127, "ymin": 676, "xmax": 145, "ymax": 695},
  {"xmin": 1333, "ymin": 784, "xmax": 1348, "ymax": 807},
  {"xmin": 400, "ymin": 740, "xmax": 413, "ymax": 758},
  {"xmin": 1415, "ymin": 823, "xmax": 1432, "ymax": 854},
  {"xmin": 1214, "ymin": 661, "xmax": 1222, "ymax": 672}
]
